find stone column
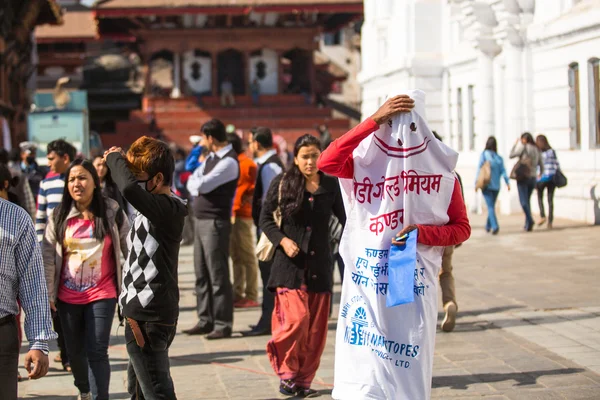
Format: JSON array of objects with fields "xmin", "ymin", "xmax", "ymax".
[
  {"xmin": 474, "ymin": 40, "xmax": 501, "ymax": 152},
  {"xmin": 171, "ymin": 52, "xmax": 182, "ymax": 98}
]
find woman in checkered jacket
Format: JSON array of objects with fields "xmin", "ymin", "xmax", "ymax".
[{"xmin": 535, "ymin": 135, "xmax": 559, "ymax": 229}]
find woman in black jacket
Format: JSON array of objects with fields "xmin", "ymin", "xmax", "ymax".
[{"xmin": 260, "ymin": 134, "xmax": 346, "ymax": 398}]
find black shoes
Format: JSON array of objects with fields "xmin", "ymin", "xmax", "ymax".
[
  {"xmin": 241, "ymin": 326, "xmax": 271, "ymax": 337},
  {"xmin": 205, "ymin": 328, "xmax": 232, "ymax": 340},
  {"xmin": 183, "ymin": 323, "xmax": 213, "ymax": 335},
  {"xmin": 279, "ymin": 380, "xmax": 319, "ymax": 398}
]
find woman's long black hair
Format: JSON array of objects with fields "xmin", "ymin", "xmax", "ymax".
[
  {"xmin": 521, "ymin": 132, "xmax": 535, "ymax": 145},
  {"xmin": 279, "ymin": 134, "xmax": 322, "ymax": 219},
  {"xmin": 485, "ymin": 136, "xmax": 498, "ymax": 153},
  {"xmin": 54, "ymin": 159, "xmax": 109, "ymax": 244},
  {"xmin": 535, "ymin": 134, "xmax": 552, "ymax": 152}
]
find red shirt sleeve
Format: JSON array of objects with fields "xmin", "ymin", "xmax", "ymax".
[
  {"xmin": 416, "ymin": 178, "xmax": 471, "ymax": 246},
  {"xmin": 317, "ymin": 118, "xmax": 380, "ymax": 179}
]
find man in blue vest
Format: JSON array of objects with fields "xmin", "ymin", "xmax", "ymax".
[{"xmin": 185, "ymin": 119, "xmax": 240, "ymax": 339}]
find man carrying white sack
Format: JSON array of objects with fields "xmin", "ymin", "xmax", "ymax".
[{"xmin": 318, "ymin": 91, "xmax": 471, "ymax": 399}]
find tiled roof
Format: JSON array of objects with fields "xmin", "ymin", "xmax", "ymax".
[{"xmin": 35, "ymin": 10, "xmax": 97, "ymax": 40}]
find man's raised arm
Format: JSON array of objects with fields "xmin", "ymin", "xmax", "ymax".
[{"xmin": 317, "ymin": 95, "xmax": 415, "ymax": 179}]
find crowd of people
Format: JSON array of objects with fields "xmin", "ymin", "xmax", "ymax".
[{"xmin": 0, "ymin": 93, "xmax": 565, "ymax": 399}]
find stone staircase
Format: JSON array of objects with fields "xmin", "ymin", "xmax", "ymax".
[{"xmin": 101, "ymin": 94, "xmax": 351, "ymax": 150}]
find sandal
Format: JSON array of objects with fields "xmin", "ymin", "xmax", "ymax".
[
  {"xmin": 53, "ymin": 354, "xmax": 62, "ymax": 363},
  {"xmin": 279, "ymin": 379, "xmax": 297, "ymax": 396},
  {"xmin": 63, "ymin": 362, "xmax": 72, "ymax": 372}
]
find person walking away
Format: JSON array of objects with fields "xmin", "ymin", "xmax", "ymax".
[
  {"xmin": 243, "ymin": 126, "xmax": 284, "ymax": 337},
  {"xmin": 431, "ymin": 131, "xmax": 471, "ymax": 333},
  {"xmin": 220, "ymin": 76, "xmax": 235, "ymax": 107},
  {"xmin": 18, "ymin": 141, "xmax": 47, "ymax": 200},
  {"xmin": 184, "ymin": 118, "xmax": 240, "ymax": 339},
  {"xmin": 228, "ymin": 132, "xmax": 260, "ymax": 308},
  {"xmin": 43, "ymin": 160, "xmax": 129, "ymax": 400},
  {"xmin": 173, "ymin": 148, "xmax": 195, "ymax": 245},
  {"xmin": 93, "ymin": 155, "xmax": 128, "ymax": 215},
  {"xmin": 104, "ymin": 136, "xmax": 187, "ymax": 399},
  {"xmin": 510, "ymin": 132, "xmax": 543, "ymax": 232},
  {"xmin": 260, "ymin": 134, "xmax": 346, "ymax": 398},
  {"xmin": 251, "ymin": 79, "xmax": 261, "ymax": 105},
  {"xmin": 36, "ymin": 139, "xmax": 76, "ymax": 372},
  {"xmin": 476, "ymin": 136, "xmax": 510, "ymax": 235},
  {"xmin": 0, "ymin": 196, "xmax": 56, "ymax": 399},
  {"xmin": 2, "ymin": 148, "xmax": 36, "ymax": 219},
  {"xmin": 535, "ymin": 134, "xmax": 559, "ymax": 229}
]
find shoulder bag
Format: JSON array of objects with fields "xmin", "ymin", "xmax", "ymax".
[
  {"xmin": 552, "ymin": 150, "xmax": 568, "ymax": 188},
  {"xmin": 510, "ymin": 149, "xmax": 532, "ymax": 182},
  {"xmin": 475, "ymin": 152, "xmax": 492, "ymax": 191},
  {"xmin": 255, "ymin": 179, "xmax": 283, "ymax": 262}
]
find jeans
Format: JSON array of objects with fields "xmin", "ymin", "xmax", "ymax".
[
  {"xmin": 537, "ymin": 180, "xmax": 556, "ymax": 224},
  {"xmin": 0, "ymin": 316, "xmax": 19, "ymax": 400},
  {"xmin": 482, "ymin": 189, "xmax": 500, "ymax": 232},
  {"xmin": 517, "ymin": 177, "xmax": 536, "ymax": 230},
  {"xmin": 126, "ymin": 321, "xmax": 177, "ymax": 400},
  {"xmin": 58, "ymin": 298, "xmax": 116, "ymax": 399}
]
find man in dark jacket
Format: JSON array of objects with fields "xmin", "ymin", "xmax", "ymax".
[{"xmin": 243, "ymin": 127, "xmax": 284, "ymax": 337}]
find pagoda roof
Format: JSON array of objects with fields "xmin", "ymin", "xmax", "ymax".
[
  {"xmin": 95, "ymin": 0, "xmax": 363, "ymax": 15},
  {"xmin": 37, "ymin": 0, "xmax": 65, "ymax": 26},
  {"xmin": 36, "ymin": 10, "xmax": 98, "ymax": 42}
]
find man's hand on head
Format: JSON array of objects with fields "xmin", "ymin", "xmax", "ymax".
[
  {"xmin": 370, "ymin": 95, "xmax": 415, "ymax": 126},
  {"xmin": 103, "ymin": 146, "xmax": 126, "ymax": 161}
]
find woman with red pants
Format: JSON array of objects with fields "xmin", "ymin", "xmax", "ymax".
[{"xmin": 260, "ymin": 134, "xmax": 346, "ymax": 397}]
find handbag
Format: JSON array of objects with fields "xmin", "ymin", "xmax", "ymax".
[
  {"xmin": 510, "ymin": 152, "xmax": 532, "ymax": 182},
  {"xmin": 475, "ymin": 154, "xmax": 491, "ymax": 191},
  {"xmin": 255, "ymin": 179, "xmax": 283, "ymax": 262},
  {"xmin": 553, "ymin": 168, "xmax": 567, "ymax": 188}
]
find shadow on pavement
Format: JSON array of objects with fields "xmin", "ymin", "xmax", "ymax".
[
  {"xmin": 23, "ymin": 396, "xmax": 128, "ymax": 400},
  {"xmin": 433, "ymin": 367, "xmax": 585, "ymax": 390}
]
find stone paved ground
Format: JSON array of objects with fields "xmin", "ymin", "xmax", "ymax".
[{"xmin": 18, "ymin": 213, "xmax": 600, "ymax": 399}]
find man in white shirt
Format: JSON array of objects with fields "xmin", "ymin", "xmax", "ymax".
[{"xmin": 184, "ymin": 119, "xmax": 240, "ymax": 339}]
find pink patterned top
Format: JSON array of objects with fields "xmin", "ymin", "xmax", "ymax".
[{"xmin": 57, "ymin": 218, "xmax": 117, "ymax": 304}]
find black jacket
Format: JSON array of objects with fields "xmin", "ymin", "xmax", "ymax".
[{"xmin": 260, "ymin": 172, "xmax": 346, "ymax": 293}]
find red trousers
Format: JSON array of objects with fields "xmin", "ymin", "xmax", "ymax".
[{"xmin": 267, "ymin": 288, "xmax": 330, "ymax": 388}]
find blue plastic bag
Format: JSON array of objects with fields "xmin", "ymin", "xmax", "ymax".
[{"xmin": 386, "ymin": 230, "xmax": 418, "ymax": 307}]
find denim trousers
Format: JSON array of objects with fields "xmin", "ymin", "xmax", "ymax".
[
  {"xmin": 517, "ymin": 177, "xmax": 536, "ymax": 229},
  {"xmin": 58, "ymin": 298, "xmax": 117, "ymax": 399},
  {"xmin": 482, "ymin": 189, "xmax": 500, "ymax": 232},
  {"xmin": 125, "ymin": 321, "xmax": 177, "ymax": 400}
]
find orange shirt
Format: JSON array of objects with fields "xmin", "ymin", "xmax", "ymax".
[{"xmin": 232, "ymin": 153, "xmax": 257, "ymax": 218}]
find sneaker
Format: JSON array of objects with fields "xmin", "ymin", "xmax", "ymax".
[
  {"xmin": 297, "ymin": 387, "xmax": 320, "ymax": 398},
  {"xmin": 441, "ymin": 301, "xmax": 457, "ymax": 332},
  {"xmin": 279, "ymin": 379, "xmax": 297, "ymax": 396},
  {"xmin": 79, "ymin": 393, "xmax": 92, "ymax": 400}
]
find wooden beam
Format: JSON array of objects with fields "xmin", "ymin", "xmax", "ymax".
[{"xmin": 128, "ymin": 17, "xmax": 146, "ymax": 29}]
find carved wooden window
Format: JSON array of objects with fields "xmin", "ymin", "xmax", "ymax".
[{"xmin": 568, "ymin": 62, "xmax": 581, "ymax": 149}]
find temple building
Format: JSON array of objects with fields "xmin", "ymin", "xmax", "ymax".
[
  {"xmin": 35, "ymin": 0, "xmax": 363, "ymax": 149},
  {"xmin": 0, "ymin": 0, "xmax": 63, "ymax": 147},
  {"xmin": 361, "ymin": 0, "xmax": 600, "ymax": 224}
]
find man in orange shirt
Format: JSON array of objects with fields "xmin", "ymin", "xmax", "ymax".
[{"xmin": 227, "ymin": 132, "xmax": 260, "ymax": 308}]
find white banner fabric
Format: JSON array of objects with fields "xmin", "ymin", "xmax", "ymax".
[{"xmin": 332, "ymin": 90, "xmax": 459, "ymax": 400}]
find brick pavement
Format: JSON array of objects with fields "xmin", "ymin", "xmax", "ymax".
[{"xmin": 18, "ymin": 213, "xmax": 600, "ymax": 399}]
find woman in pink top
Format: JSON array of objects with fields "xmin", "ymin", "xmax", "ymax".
[{"xmin": 43, "ymin": 159, "xmax": 129, "ymax": 400}]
